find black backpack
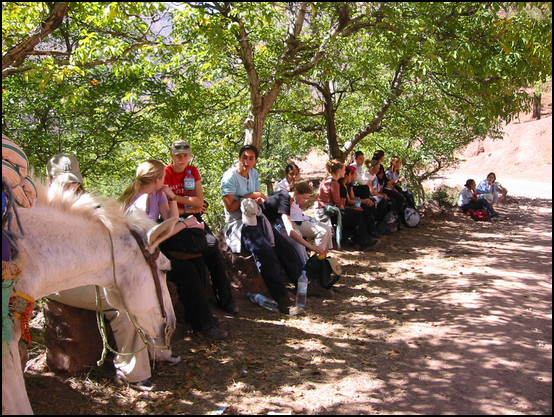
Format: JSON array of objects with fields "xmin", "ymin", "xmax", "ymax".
[
  {"xmin": 303, "ymin": 255, "xmax": 340, "ymax": 289},
  {"xmin": 377, "ymin": 211, "xmax": 400, "ymax": 235}
]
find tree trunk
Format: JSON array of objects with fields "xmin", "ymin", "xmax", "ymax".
[
  {"xmin": 532, "ymin": 93, "xmax": 542, "ymax": 120},
  {"xmin": 321, "ymin": 82, "xmax": 344, "ymax": 161},
  {"xmin": 243, "ymin": 110, "xmax": 266, "ymax": 150}
]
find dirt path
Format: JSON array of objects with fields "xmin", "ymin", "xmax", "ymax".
[
  {"xmin": 24, "ymin": 192, "xmax": 552, "ymax": 415},
  {"xmin": 22, "ymin": 110, "xmax": 553, "ymax": 414}
]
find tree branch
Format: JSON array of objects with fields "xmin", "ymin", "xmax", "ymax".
[{"xmin": 2, "ymin": 2, "xmax": 70, "ymax": 75}]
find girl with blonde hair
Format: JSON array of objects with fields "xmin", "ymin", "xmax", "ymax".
[{"xmin": 120, "ymin": 159, "xmax": 229, "ymax": 340}]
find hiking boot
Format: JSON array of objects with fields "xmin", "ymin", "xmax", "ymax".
[
  {"xmin": 277, "ymin": 292, "xmax": 301, "ymax": 315},
  {"xmin": 199, "ymin": 325, "xmax": 228, "ymax": 340},
  {"xmin": 115, "ymin": 375, "xmax": 155, "ymax": 392}
]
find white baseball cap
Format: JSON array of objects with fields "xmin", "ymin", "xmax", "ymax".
[{"xmin": 241, "ymin": 198, "xmax": 259, "ymax": 226}]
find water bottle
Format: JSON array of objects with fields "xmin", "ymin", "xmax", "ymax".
[
  {"xmin": 296, "ymin": 271, "xmax": 308, "ymax": 308},
  {"xmin": 354, "ymin": 197, "xmax": 361, "ymax": 208},
  {"xmin": 247, "ymin": 292, "xmax": 278, "ymax": 312},
  {"xmin": 402, "ymin": 181, "xmax": 408, "ymax": 192},
  {"xmin": 183, "ymin": 169, "xmax": 195, "ymax": 209}
]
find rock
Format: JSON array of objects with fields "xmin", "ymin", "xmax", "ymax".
[
  {"xmin": 43, "ymin": 299, "xmax": 108, "ymax": 375},
  {"xmin": 217, "ymin": 232, "xmax": 267, "ymax": 295},
  {"xmin": 497, "ymin": 183, "xmax": 508, "ymax": 203},
  {"xmin": 422, "ymin": 199, "xmax": 445, "ymax": 217}
]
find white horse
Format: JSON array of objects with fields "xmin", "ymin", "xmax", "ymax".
[{"xmin": 2, "ymin": 185, "xmax": 178, "ymax": 415}]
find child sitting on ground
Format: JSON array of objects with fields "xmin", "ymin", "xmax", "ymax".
[{"xmin": 458, "ymin": 179, "xmax": 502, "ymax": 220}]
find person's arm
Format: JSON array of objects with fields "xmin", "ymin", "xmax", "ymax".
[
  {"xmin": 281, "ymin": 213, "xmax": 326, "ymax": 257},
  {"xmin": 159, "ymin": 187, "xmax": 180, "ymax": 220},
  {"xmin": 346, "ymin": 185, "xmax": 358, "ymax": 206},
  {"xmin": 330, "ymin": 181, "xmax": 345, "ymax": 209},
  {"xmin": 222, "ymin": 191, "xmax": 266, "ymax": 213}
]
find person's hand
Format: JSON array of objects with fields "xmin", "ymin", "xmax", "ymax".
[
  {"xmin": 161, "ymin": 185, "xmax": 175, "ymax": 199},
  {"xmin": 362, "ymin": 198, "xmax": 375, "ymax": 207},
  {"xmin": 312, "ymin": 245, "xmax": 326, "ymax": 257}
]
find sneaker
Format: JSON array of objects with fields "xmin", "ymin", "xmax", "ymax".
[
  {"xmin": 164, "ymin": 353, "xmax": 181, "ymax": 366},
  {"xmin": 277, "ymin": 293, "xmax": 305, "ymax": 315},
  {"xmin": 200, "ymin": 325, "xmax": 228, "ymax": 340},
  {"xmin": 115, "ymin": 375, "xmax": 155, "ymax": 392},
  {"xmin": 277, "ymin": 292, "xmax": 295, "ymax": 314}
]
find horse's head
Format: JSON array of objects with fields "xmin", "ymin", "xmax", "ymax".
[{"xmin": 106, "ymin": 217, "xmax": 179, "ymax": 349}]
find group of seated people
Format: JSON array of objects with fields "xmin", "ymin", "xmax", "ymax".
[
  {"xmin": 7, "ymin": 135, "xmax": 505, "ymax": 393},
  {"xmin": 219, "ymin": 146, "xmax": 419, "ymax": 316},
  {"xmin": 457, "ymin": 173, "xmax": 503, "ymax": 220}
]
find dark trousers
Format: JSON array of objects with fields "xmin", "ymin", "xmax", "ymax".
[
  {"xmin": 394, "ymin": 186, "xmax": 416, "ymax": 208},
  {"xmin": 374, "ymin": 198, "xmax": 391, "ymax": 222},
  {"xmin": 167, "ymin": 257, "xmax": 218, "ymax": 332},
  {"xmin": 383, "ymin": 188, "xmax": 407, "ymax": 219},
  {"xmin": 241, "ymin": 223, "xmax": 303, "ymax": 302},
  {"xmin": 342, "ymin": 208, "xmax": 367, "ymax": 246},
  {"xmin": 204, "ymin": 232, "xmax": 235, "ymax": 309},
  {"xmin": 462, "ymin": 199, "xmax": 497, "ymax": 217},
  {"xmin": 361, "ymin": 204, "xmax": 378, "ymax": 236}
]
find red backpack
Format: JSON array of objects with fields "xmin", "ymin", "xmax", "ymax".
[{"xmin": 467, "ymin": 209, "xmax": 489, "ymax": 221}]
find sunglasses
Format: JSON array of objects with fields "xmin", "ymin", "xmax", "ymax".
[{"xmin": 174, "ymin": 144, "xmax": 190, "ymax": 150}]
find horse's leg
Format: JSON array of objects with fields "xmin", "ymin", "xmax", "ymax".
[{"xmin": 2, "ymin": 319, "xmax": 33, "ymax": 415}]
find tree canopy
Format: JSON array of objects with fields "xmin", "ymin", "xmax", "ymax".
[{"xmin": 2, "ymin": 2, "xmax": 552, "ymax": 221}]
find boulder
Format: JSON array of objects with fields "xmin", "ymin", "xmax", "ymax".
[
  {"xmin": 497, "ymin": 183, "xmax": 508, "ymax": 203},
  {"xmin": 43, "ymin": 299, "xmax": 107, "ymax": 375},
  {"xmin": 217, "ymin": 232, "xmax": 267, "ymax": 295},
  {"xmin": 422, "ymin": 199, "xmax": 446, "ymax": 217}
]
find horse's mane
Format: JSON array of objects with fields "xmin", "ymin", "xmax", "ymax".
[{"xmin": 34, "ymin": 180, "xmax": 156, "ymax": 234}]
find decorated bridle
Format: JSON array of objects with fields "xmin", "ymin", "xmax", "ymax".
[
  {"xmin": 3, "ymin": 177, "xmax": 34, "ymax": 351},
  {"xmin": 128, "ymin": 229, "xmax": 168, "ymax": 323}
]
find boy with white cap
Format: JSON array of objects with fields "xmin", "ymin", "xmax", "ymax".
[{"xmin": 221, "ymin": 145, "xmax": 303, "ymax": 315}]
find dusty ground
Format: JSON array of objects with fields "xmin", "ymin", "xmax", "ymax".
[{"xmin": 23, "ymin": 99, "xmax": 552, "ymax": 415}]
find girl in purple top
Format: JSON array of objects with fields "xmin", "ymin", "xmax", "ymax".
[{"xmin": 120, "ymin": 159, "xmax": 199, "ymax": 231}]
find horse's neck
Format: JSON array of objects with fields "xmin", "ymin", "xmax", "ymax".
[{"xmin": 15, "ymin": 205, "xmax": 128, "ymax": 300}]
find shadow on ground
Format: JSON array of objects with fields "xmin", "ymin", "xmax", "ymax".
[{"xmin": 26, "ymin": 197, "xmax": 552, "ymax": 415}]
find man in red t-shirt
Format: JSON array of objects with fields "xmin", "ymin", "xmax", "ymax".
[{"xmin": 164, "ymin": 140, "xmax": 239, "ymax": 319}]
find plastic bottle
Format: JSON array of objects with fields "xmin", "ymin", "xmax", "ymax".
[
  {"xmin": 183, "ymin": 169, "xmax": 195, "ymax": 210},
  {"xmin": 402, "ymin": 181, "xmax": 408, "ymax": 192},
  {"xmin": 296, "ymin": 271, "xmax": 308, "ymax": 308},
  {"xmin": 354, "ymin": 197, "xmax": 361, "ymax": 208},
  {"xmin": 247, "ymin": 292, "xmax": 278, "ymax": 312}
]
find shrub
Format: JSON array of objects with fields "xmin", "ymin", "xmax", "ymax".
[{"xmin": 428, "ymin": 185, "xmax": 459, "ymax": 207}]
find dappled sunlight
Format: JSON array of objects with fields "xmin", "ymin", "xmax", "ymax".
[{"xmin": 24, "ymin": 196, "xmax": 551, "ymax": 414}]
